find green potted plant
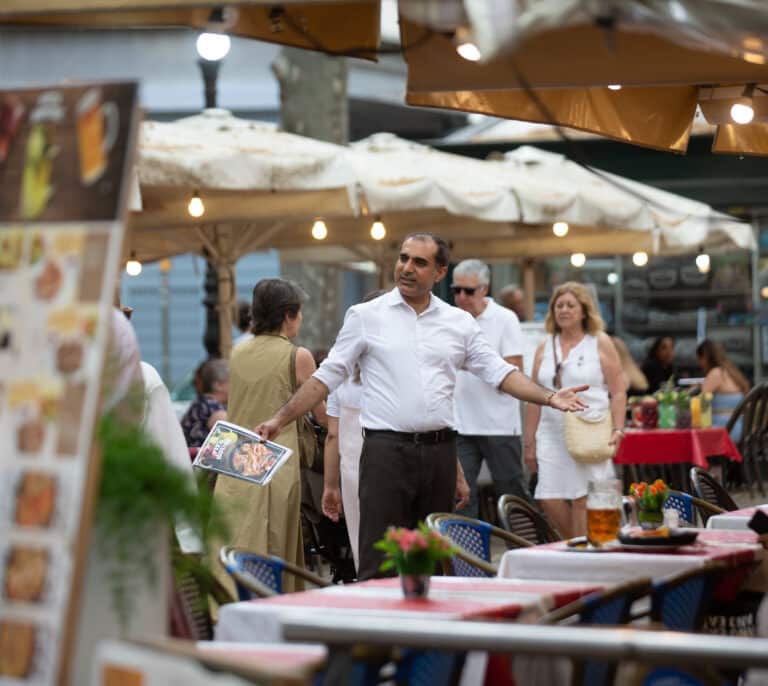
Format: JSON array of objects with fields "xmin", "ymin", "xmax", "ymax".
[{"xmin": 374, "ymin": 522, "xmax": 455, "ymax": 598}]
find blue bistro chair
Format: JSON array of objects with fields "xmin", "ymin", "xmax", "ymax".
[
  {"xmin": 665, "ymin": 490, "xmax": 725, "ymax": 527},
  {"xmin": 650, "ymin": 563, "xmax": 726, "ymax": 632},
  {"xmin": 219, "ymin": 547, "xmax": 329, "ymax": 600},
  {"xmin": 540, "ymin": 578, "xmax": 653, "ymax": 686},
  {"xmin": 426, "ymin": 512, "xmax": 531, "ymax": 577}
]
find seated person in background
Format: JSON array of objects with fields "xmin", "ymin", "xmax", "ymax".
[
  {"xmin": 641, "ymin": 336, "xmax": 677, "ymax": 393},
  {"xmin": 180, "ymin": 358, "xmax": 229, "ymax": 447},
  {"xmin": 697, "ymin": 339, "xmax": 750, "ymax": 441}
]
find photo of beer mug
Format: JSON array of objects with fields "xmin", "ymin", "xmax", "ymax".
[
  {"xmin": 76, "ymin": 88, "xmax": 118, "ymax": 186},
  {"xmin": 586, "ymin": 478, "xmax": 622, "ymax": 547},
  {"xmin": 20, "ymin": 122, "xmax": 58, "ymax": 220}
]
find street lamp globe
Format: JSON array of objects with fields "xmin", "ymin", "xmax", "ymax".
[{"xmin": 196, "ymin": 33, "xmax": 231, "ymax": 61}]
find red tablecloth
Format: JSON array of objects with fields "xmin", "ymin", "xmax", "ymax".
[{"xmin": 613, "ymin": 427, "xmax": 741, "ymax": 468}]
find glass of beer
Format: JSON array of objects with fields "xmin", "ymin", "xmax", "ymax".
[{"xmin": 586, "ymin": 478, "xmax": 622, "ymax": 547}]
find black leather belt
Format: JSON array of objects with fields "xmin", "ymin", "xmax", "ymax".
[{"xmin": 362, "ymin": 428, "xmax": 457, "ymax": 445}]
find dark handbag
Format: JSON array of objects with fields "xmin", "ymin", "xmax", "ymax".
[{"xmin": 290, "ymin": 347, "xmax": 324, "ymax": 473}]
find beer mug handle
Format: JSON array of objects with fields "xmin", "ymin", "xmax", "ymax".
[{"xmin": 101, "ymin": 102, "xmax": 119, "ymax": 153}]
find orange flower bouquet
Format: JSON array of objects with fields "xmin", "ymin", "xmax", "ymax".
[{"xmin": 629, "ymin": 479, "xmax": 669, "ymax": 529}]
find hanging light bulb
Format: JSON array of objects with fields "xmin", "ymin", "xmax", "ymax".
[
  {"xmin": 632, "ymin": 251, "xmax": 649, "ymax": 267},
  {"xmin": 125, "ymin": 252, "xmax": 142, "ymax": 277},
  {"xmin": 696, "ymin": 251, "xmax": 711, "ymax": 274},
  {"xmin": 730, "ymin": 84, "xmax": 755, "ymax": 124},
  {"xmin": 608, "ymin": 84, "xmax": 622, "ymax": 91},
  {"xmin": 570, "ymin": 252, "xmax": 586, "ymax": 268},
  {"xmin": 454, "ymin": 26, "xmax": 482, "ymax": 62},
  {"xmin": 552, "ymin": 221, "xmax": 569, "ymax": 237},
  {"xmin": 370, "ymin": 217, "xmax": 386, "ymax": 240},
  {"xmin": 196, "ymin": 32, "xmax": 231, "ymax": 61},
  {"xmin": 607, "ymin": 272, "xmax": 619, "ymax": 285},
  {"xmin": 311, "ymin": 219, "xmax": 328, "ymax": 240},
  {"xmin": 188, "ymin": 191, "xmax": 205, "ymax": 217}
]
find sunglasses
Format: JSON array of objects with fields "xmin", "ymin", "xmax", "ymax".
[{"xmin": 450, "ymin": 285, "xmax": 477, "ymax": 296}]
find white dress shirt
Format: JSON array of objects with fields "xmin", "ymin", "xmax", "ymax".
[
  {"xmin": 313, "ymin": 288, "xmax": 516, "ymax": 432},
  {"xmin": 453, "ymin": 298, "xmax": 523, "ymax": 435}
]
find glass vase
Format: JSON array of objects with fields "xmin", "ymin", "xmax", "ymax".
[
  {"xmin": 638, "ymin": 508, "xmax": 664, "ymax": 530},
  {"xmin": 400, "ymin": 574, "xmax": 430, "ymax": 599}
]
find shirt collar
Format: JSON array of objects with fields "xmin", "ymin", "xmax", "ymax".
[{"xmin": 387, "ymin": 286, "xmax": 442, "ymax": 315}]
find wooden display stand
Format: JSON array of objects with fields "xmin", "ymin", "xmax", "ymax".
[{"xmin": 0, "ymin": 81, "xmax": 140, "ymax": 686}]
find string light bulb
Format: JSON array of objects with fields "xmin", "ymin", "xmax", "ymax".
[
  {"xmin": 552, "ymin": 221, "xmax": 569, "ymax": 237},
  {"xmin": 125, "ymin": 252, "xmax": 142, "ymax": 277},
  {"xmin": 608, "ymin": 84, "xmax": 622, "ymax": 91},
  {"xmin": 188, "ymin": 191, "xmax": 205, "ymax": 218},
  {"xmin": 311, "ymin": 219, "xmax": 328, "ymax": 240},
  {"xmin": 370, "ymin": 217, "xmax": 386, "ymax": 240},
  {"xmin": 196, "ymin": 32, "xmax": 231, "ymax": 61},
  {"xmin": 730, "ymin": 84, "xmax": 755, "ymax": 124},
  {"xmin": 696, "ymin": 251, "xmax": 711, "ymax": 274},
  {"xmin": 632, "ymin": 251, "xmax": 649, "ymax": 267},
  {"xmin": 570, "ymin": 252, "xmax": 586, "ymax": 268},
  {"xmin": 454, "ymin": 26, "xmax": 482, "ymax": 62}
]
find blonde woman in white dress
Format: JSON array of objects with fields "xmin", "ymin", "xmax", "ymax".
[{"xmin": 523, "ymin": 282, "xmax": 626, "ymax": 539}]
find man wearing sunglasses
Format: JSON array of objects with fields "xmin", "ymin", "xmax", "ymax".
[
  {"xmin": 256, "ymin": 233, "xmax": 587, "ymax": 580},
  {"xmin": 452, "ymin": 260, "xmax": 530, "ymax": 520}
]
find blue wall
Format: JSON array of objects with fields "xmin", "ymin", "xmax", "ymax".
[{"xmin": 120, "ymin": 251, "xmax": 280, "ymax": 389}]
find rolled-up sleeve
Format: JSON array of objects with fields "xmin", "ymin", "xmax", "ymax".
[
  {"xmin": 463, "ymin": 320, "xmax": 517, "ymax": 388},
  {"xmin": 313, "ymin": 308, "xmax": 366, "ymax": 394}
]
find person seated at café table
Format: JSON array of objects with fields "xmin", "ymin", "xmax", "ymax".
[
  {"xmin": 697, "ymin": 339, "xmax": 750, "ymax": 441},
  {"xmin": 642, "ymin": 336, "xmax": 677, "ymax": 393},
  {"xmin": 180, "ymin": 358, "xmax": 229, "ymax": 447}
]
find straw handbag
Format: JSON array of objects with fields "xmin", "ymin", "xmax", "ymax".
[
  {"xmin": 564, "ymin": 412, "xmax": 615, "ymax": 464},
  {"xmin": 552, "ymin": 336, "xmax": 614, "ymax": 464}
]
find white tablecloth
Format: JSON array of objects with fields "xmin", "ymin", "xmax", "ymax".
[
  {"xmin": 498, "ymin": 529, "xmax": 762, "ymax": 584},
  {"xmin": 708, "ymin": 506, "xmax": 768, "ymax": 531}
]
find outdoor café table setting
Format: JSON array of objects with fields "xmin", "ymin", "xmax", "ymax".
[{"xmin": 214, "ymin": 576, "xmax": 605, "ymax": 643}]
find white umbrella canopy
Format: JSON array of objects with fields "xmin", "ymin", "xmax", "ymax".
[{"xmin": 128, "ymin": 117, "xmax": 754, "ymax": 351}]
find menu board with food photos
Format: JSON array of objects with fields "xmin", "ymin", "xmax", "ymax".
[{"xmin": 0, "ymin": 82, "xmax": 139, "ymax": 686}]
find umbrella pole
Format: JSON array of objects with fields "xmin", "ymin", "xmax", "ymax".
[
  {"xmin": 218, "ymin": 261, "xmax": 234, "ymax": 358},
  {"xmin": 522, "ymin": 259, "xmax": 535, "ymax": 321}
]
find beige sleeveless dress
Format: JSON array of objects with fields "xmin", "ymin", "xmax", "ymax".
[{"xmin": 212, "ymin": 334, "xmax": 304, "ymax": 593}]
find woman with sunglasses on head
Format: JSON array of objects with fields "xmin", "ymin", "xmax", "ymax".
[{"xmin": 523, "ymin": 282, "xmax": 626, "ymax": 539}]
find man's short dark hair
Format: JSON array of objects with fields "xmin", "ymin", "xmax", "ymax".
[
  {"xmin": 237, "ymin": 300, "xmax": 252, "ymax": 333},
  {"xmin": 403, "ymin": 232, "xmax": 451, "ymax": 268}
]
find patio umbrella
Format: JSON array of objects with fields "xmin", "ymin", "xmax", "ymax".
[
  {"xmin": 130, "ymin": 117, "xmax": 752, "ymax": 275},
  {"xmin": 401, "ymin": 5, "xmax": 768, "ymax": 155},
  {"xmin": 0, "ymin": 1, "xmax": 381, "ymax": 59},
  {"xmin": 130, "ymin": 109, "xmax": 359, "ymax": 354}
]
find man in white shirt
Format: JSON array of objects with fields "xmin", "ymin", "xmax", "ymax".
[
  {"xmin": 255, "ymin": 233, "xmax": 587, "ymax": 579},
  {"xmin": 452, "ymin": 260, "xmax": 529, "ymax": 520}
]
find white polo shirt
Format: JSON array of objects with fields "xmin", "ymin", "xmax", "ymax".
[
  {"xmin": 453, "ymin": 298, "xmax": 523, "ymax": 436},
  {"xmin": 313, "ymin": 288, "xmax": 516, "ymax": 433}
]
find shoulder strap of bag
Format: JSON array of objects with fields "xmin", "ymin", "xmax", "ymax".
[
  {"xmin": 289, "ymin": 345, "xmax": 298, "ymax": 393},
  {"xmin": 551, "ymin": 335, "xmax": 561, "ymax": 389}
]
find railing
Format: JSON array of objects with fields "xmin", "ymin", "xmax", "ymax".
[{"xmin": 280, "ymin": 615, "xmax": 768, "ymax": 669}]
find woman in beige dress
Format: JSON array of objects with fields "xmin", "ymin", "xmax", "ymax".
[{"xmin": 213, "ymin": 279, "xmax": 325, "ymax": 593}]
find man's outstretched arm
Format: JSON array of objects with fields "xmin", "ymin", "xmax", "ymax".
[
  {"xmin": 499, "ymin": 369, "xmax": 588, "ymax": 412},
  {"xmin": 254, "ymin": 378, "xmax": 329, "ymax": 440}
]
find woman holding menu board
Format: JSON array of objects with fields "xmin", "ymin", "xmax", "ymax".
[{"xmin": 212, "ymin": 279, "xmax": 326, "ymax": 593}]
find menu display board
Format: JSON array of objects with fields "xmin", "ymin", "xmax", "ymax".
[{"xmin": 0, "ymin": 82, "xmax": 138, "ymax": 686}]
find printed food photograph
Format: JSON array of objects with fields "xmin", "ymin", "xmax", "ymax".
[
  {"xmin": 4, "ymin": 545, "xmax": 49, "ymax": 602},
  {"xmin": 230, "ymin": 440, "xmax": 277, "ymax": 478},
  {"xmin": 0, "ymin": 619, "xmax": 36, "ymax": 678},
  {"xmin": 15, "ymin": 471, "xmax": 57, "ymax": 528}
]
